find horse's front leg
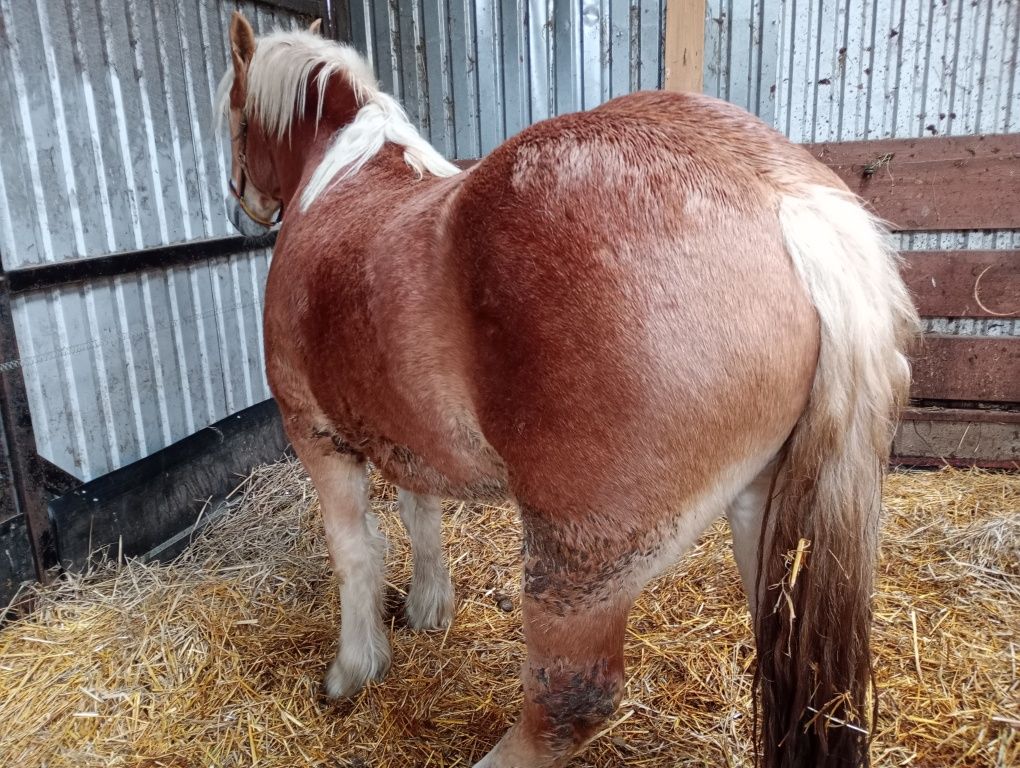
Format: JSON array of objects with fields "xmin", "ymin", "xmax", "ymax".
[
  {"xmin": 292, "ymin": 434, "xmax": 391, "ymax": 698},
  {"xmin": 475, "ymin": 513, "xmax": 634, "ymax": 768},
  {"xmin": 397, "ymin": 489, "xmax": 456, "ymax": 629}
]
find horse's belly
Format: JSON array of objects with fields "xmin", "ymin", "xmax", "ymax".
[{"xmin": 336, "ymin": 423, "xmax": 510, "ymax": 504}]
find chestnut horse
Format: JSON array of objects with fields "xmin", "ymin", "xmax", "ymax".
[{"xmin": 219, "ymin": 13, "xmax": 916, "ymax": 767}]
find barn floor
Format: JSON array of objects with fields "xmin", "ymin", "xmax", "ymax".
[{"xmin": 0, "ymin": 461, "xmax": 1016, "ymax": 767}]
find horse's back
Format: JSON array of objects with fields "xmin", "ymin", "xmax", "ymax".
[{"xmin": 450, "ymin": 90, "xmax": 821, "ymax": 514}]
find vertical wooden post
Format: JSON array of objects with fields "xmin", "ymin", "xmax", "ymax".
[
  {"xmin": 0, "ymin": 270, "xmax": 57, "ymax": 583},
  {"xmin": 664, "ymin": 0, "xmax": 706, "ymax": 93}
]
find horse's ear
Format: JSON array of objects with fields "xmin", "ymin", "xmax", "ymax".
[
  {"xmin": 309, "ymin": 18, "xmax": 323, "ymax": 35},
  {"xmin": 230, "ymin": 11, "xmax": 256, "ymax": 65}
]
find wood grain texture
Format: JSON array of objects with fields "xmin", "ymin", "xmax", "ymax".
[
  {"xmin": 901, "ymin": 250, "xmax": 1020, "ymax": 318},
  {"xmin": 909, "ymin": 336, "xmax": 1020, "ymax": 403},
  {"xmin": 664, "ymin": 0, "xmax": 706, "ymax": 93},
  {"xmin": 894, "ymin": 408, "xmax": 1019, "ymax": 466},
  {"xmin": 805, "ymin": 134, "xmax": 1020, "ymax": 231}
]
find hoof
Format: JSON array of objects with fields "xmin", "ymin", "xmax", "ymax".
[
  {"xmin": 405, "ymin": 575, "xmax": 455, "ymax": 631},
  {"xmin": 324, "ymin": 643, "xmax": 391, "ymax": 699}
]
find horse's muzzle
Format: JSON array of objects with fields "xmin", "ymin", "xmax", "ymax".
[{"xmin": 227, "ymin": 196, "xmax": 276, "ymax": 237}]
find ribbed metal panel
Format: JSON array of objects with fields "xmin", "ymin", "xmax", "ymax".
[
  {"xmin": 703, "ymin": 0, "xmax": 781, "ymax": 121},
  {"xmin": 706, "ymin": 0, "xmax": 1020, "ymax": 338},
  {"xmin": 347, "ymin": 0, "xmax": 666, "ymax": 159},
  {"xmin": 0, "ymin": 1, "xmax": 310, "ymax": 481},
  {"xmin": 770, "ymin": 0, "xmax": 1019, "ymax": 143},
  {"xmin": 0, "ymin": 0, "xmax": 308, "ymax": 268},
  {"xmin": 10, "ymin": 250, "xmax": 274, "ymax": 481}
]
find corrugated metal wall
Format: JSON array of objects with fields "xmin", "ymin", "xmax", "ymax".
[
  {"xmin": 0, "ymin": 1, "xmax": 311, "ymax": 481},
  {"xmin": 704, "ymin": 0, "xmax": 1019, "ymax": 141},
  {"xmin": 705, "ymin": 0, "xmax": 1020, "ymax": 339},
  {"xmin": 347, "ymin": 0, "xmax": 667, "ymax": 158}
]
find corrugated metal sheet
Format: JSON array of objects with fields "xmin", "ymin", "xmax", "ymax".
[
  {"xmin": 771, "ymin": 0, "xmax": 1019, "ymax": 143},
  {"xmin": 705, "ymin": 0, "xmax": 1020, "ymax": 141},
  {"xmin": 10, "ymin": 250, "xmax": 274, "ymax": 480},
  {"xmin": 347, "ymin": 0, "xmax": 666, "ymax": 158},
  {"xmin": 703, "ymin": 0, "xmax": 781, "ymax": 121},
  {"xmin": 706, "ymin": 0, "xmax": 1020, "ymax": 338},
  {"xmin": 0, "ymin": 0, "xmax": 311, "ymax": 481},
  {"xmin": 0, "ymin": 0, "xmax": 310, "ymax": 268}
]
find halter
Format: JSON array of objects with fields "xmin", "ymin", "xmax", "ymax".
[{"xmin": 230, "ymin": 114, "xmax": 282, "ymax": 228}]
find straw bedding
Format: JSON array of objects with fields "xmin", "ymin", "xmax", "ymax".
[{"xmin": 0, "ymin": 460, "xmax": 1016, "ymax": 767}]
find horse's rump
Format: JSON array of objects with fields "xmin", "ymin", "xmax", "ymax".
[{"xmin": 443, "ymin": 91, "xmax": 820, "ymax": 514}]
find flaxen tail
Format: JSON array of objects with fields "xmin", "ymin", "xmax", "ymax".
[{"xmin": 755, "ymin": 186, "xmax": 919, "ymax": 767}]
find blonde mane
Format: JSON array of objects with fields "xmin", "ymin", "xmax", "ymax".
[{"xmin": 216, "ymin": 29, "xmax": 459, "ymax": 211}]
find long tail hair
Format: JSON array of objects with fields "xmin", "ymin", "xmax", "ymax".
[{"xmin": 754, "ymin": 184, "xmax": 919, "ymax": 767}]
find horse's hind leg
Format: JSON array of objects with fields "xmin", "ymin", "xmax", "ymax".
[
  {"xmin": 397, "ymin": 489, "xmax": 455, "ymax": 629},
  {"xmin": 475, "ymin": 513, "xmax": 636, "ymax": 768},
  {"xmin": 291, "ymin": 432, "xmax": 391, "ymax": 698},
  {"xmin": 725, "ymin": 463, "xmax": 776, "ymax": 617}
]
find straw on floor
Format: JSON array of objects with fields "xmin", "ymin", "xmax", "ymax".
[{"xmin": 0, "ymin": 461, "xmax": 1016, "ymax": 767}]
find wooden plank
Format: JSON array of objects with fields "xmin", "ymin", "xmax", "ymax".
[
  {"xmin": 910, "ymin": 336, "xmax": 1020, "ymax": 403},
  {"xmin": 804, "ymin": 134, "xmax": 1020, "ymax": 231},
  {"xmin": 901, "ymin": 250, "xmax": 1020, "ymax": 318},
  {"xmin": 664, "ymin": 0, "xmax": 706, "ymax": 93},
  {"xmin": 902, "ymin": 406, "xmax": 1020, "ymax": 425},
  {"xmin": 894, "ymin": 408, "xmax": 1019, "ymax": 466}
]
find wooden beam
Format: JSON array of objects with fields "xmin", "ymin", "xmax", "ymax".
[
  {"xmin": 909, "ymin": 336, "xmax": 1020, "ymax": 403},
  {"xmin": 894, "ymin": 407, "xmax": 1019, "ymax": 466},
  {"xmin": 901, "ymin": 250, "xmax": 1020, "ymax": 318},
  {"xmin": 805, "ymin": 134, "xmax": 1020, "ymax": 231},
  {"xmin": 664, "ymin": 0, "xmax": 706, "ymax": 93}
]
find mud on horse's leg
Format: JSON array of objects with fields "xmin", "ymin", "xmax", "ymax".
[
  {"xmin": 397, "ymin": 489, "xmax": 456, "ymax": 629},
  {"xmin": 291, "ymin": 432, "xmax": 391, "ymax": 698},
  {"xmin": 476, "ymin": 511, "xmax": 635, "ymax": 768}
]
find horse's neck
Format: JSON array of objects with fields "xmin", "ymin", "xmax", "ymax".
[
  {"xmin": 274, "ymin": 79, "xmax": 362, "ymax": 210},
  {"xmin": 273, "ymin": 127, "xmax": 337, "ymax": 211},
  {"xmin": 316, "ymin": 143, "xmax": 452, "ymax": 216}
]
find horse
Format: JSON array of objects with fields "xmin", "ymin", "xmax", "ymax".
[{"xmin": 218, "ymin": 13, "xmax": 917, "ymax": 767}]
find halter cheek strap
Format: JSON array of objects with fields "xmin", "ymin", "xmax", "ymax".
[{"xmin": 229, "ymin": 115, "xmax": 282, "ymax": 228}]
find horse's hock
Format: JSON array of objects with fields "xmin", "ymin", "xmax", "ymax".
[{"xmin": 0, "ymin": 1, "xmax": 1017, "ymax": 768}]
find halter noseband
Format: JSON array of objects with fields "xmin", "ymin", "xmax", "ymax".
[{"xmin": 230, "ymin": 114, "xmax": 282, "ymax": 228}]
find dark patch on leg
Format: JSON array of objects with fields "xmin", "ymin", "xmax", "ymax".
[
  {"xmin": 521, "ymin": 506, "xmax": 650, "ymax": 615},
  {"xmin": 310, "ymin": 426, "xmax": 364, "ymax": 459},
  {"xmin": 530, "ymin": 659, "xmax": 622, "ymax": 749}
]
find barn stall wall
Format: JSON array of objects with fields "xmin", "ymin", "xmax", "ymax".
[
  {"xmin": 346, "ymin": 0, "xmax": 668, "ymax": 159},
  {"xmin": 0, "ymin": 0, "xmax": 330, "ymax": 603},
  {"xmin": 0, "ymin": 0, "xmax": 306, "ymax": 482},
  {"xmin": 705, "ymin": 0, "xmax": 1019, "ymax": 258}
]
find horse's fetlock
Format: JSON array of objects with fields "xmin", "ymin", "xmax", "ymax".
[{"xmin": 531, "ymin": 660, "xmax": 622, "ymax": 747}]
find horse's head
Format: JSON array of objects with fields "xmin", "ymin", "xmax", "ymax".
[
  {"xmin": 220, "ymin": 12, "xmax": 323, "ymax": 236},
  {"xmin": 218, "ymin": 14, "xmax": 458, "ymax": 230}
]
